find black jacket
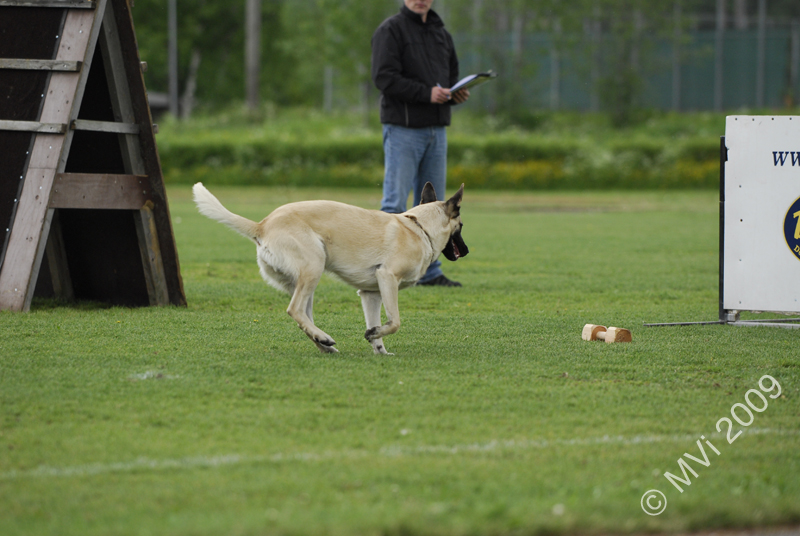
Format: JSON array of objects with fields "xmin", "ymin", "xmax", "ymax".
[{"xmin": 371, "ymin": 6, "xmax": 459, "ymax": 128}]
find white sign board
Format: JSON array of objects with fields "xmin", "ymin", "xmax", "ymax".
[{"xmin": 724, "ymin": 116, "xmax": 800, "ymax": 314}]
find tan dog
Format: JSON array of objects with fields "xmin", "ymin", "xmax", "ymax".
[{"xmin": 192, "ymin": 182, "xmax": 468, "ymax": 354}]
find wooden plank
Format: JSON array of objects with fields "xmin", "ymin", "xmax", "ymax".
[
  {"xmin": 0, "ymin": 1, "xmax": 95, "ymax": 7},
  {"xmin": 70, "ymin": 118, "xmax": 139, "ymax": 134},
  {"xmin": 53, "ymin": 0, "xmax": 108, "ymax": 173},
  {"xmin": 0, "ymin": 120, "xmax": 67, "ymax": 134},
  {"xmin": 0, "ymin": 4, "xmax": 104, "ymax": 312},
  {"xmin": 38, "ymin": 6, "xmax": 98, "ymax": 127},
  {"xmin": 44, "ymin": 210, "xmax": 74, "ymax": 301},
  {"xmin": 112, "ymin": 0, "xmax": 186, "ymax": 307},
  {"xmin": 101, "ymin": 0, "xmax": 171, "ymax": 308},
  {"xmin": 49, "ymin": 173, "xmax": 151, "ymax": 209},
  {"xmin": 28, "ymin": 132, "xmax": 66, "ymax": 169},
  {"xmin": 0, "ymin": 167, "xmax": 58, "ymax": 311},
  {"xmin": 99, "ymin": 0, "xmax": 141, "ymax": 168},
  {"xmin": 0, "ymin": 59, "xmax": 82, "ymax": 72},
  {"xmin": 134, "ymin": 202, "xmax": 169, "ymax": 306}
]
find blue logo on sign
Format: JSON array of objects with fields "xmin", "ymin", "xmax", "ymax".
[{"xmin": 785, "ymin": 197, "xmax": 800, "ymax": 262}]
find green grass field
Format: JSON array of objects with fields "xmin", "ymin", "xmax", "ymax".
[{"xmin": 1, "ymin": 186, "xmax": 799, "ymax": 536}]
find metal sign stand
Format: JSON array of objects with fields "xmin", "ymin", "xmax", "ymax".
[{"xmin": 645, "ymin": 135, "xmax": 800, "ymax": 330}]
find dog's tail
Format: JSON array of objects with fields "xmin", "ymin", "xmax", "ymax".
[{"xmin": 192, "ymin": 182, "xmax": 261, "ymax": 244}]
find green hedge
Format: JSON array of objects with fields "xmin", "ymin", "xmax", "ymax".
[{"xmin": 158, "ymin": 135, "xmax": 721, "ymax": 189}]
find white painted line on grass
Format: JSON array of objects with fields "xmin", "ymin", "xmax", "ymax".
[
  {"xmin": 1, "ymin": 428, "xmax": 795, "ymax": 480},
  {"xmin": 0, "ymin": 451, "xmax": 358, "ymax": 480},
  {"xmin": 378, "ymin": 427, "xmax": 798, "ymax": 457}
]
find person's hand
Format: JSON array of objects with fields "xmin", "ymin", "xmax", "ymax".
[
  {"xmin": 431, "ymin": 86, "xmax": 451, "ymax": 104},
  {"xmin": 452, "ymin": 88, "xmax": 470, "ymax": 104}
]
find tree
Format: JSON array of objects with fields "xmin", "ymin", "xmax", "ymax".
[
  {"xmin": 133, "ymin": 0, "xmax": 289, "ymax": 111},
  {"xmin": 278, "ymin": 0, "xmax": 395, "ymax": 109}
]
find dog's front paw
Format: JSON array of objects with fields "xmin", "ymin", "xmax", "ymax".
[{"xmin": 364, "ymin": 327, "xmax": 379, "ymax": 341}]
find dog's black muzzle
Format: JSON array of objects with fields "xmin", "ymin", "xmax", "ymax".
[{"xmin": 442, "ymin": 230, "xmax": 469, "ymax": 261}]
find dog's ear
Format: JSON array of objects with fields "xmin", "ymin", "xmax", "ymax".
[
  {"xmin": 420, "ymin": 182, "xmax": 438, "ymax": 204},
  {"xmin": 445, "ymin": 184, "xmax": 464, "ymax": 218}
]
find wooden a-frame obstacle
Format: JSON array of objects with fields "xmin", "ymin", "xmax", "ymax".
[{"xmin": 0, "ymin": 0, "xmax": 185, "ymax": 311}]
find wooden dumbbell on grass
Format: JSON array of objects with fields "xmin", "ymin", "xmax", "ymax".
[{"xmin": 581, "ymin": 324, "xmax": 632, "ymax": 343}]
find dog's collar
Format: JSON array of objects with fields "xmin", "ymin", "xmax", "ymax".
[{"xmin": 405, "ymin": 215, "xmax": 434, "ymax": 251}]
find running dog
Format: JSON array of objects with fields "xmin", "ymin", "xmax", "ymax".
[{"xmin": 192, "ymin": 182, "xmax": 468, "ymax": 354}]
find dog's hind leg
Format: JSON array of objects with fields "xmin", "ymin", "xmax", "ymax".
[
  {"xmin": 305, "ymin": 289, "xmax": 315, "ymax": 323},
  {"xmin": 365, "ymin": 266, "xmax": 401, "ymax": 343},
  {"xmin": 287, "ymin": 272, "xmax": 338, "ymax": 353},
  {"xmin": 288, "ymin": 276, "xmax": 337, "ymax": 353},
  {"xmin": 359, "ymin": 290, "xmax": 392, "ymax": 355},
  {"xmin": 262, "ymin": 236, "xmax": 337, "ymax": 353},
  {"xmin": 302, "ymin": 288, "xmax": 338, "ymax": 353}
]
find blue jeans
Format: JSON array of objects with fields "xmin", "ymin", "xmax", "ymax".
[{"xmin": 380, "ymin": 124, "xmax": 447, "ymax": 283}]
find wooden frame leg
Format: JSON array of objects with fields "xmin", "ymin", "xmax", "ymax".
[
  {"xmin": 44, "ymin": 209, "xmax": 74, "ymax": 302},
  {"xmin": 134, "ymin": 201, "xmax": 169, "ymax": 306}
]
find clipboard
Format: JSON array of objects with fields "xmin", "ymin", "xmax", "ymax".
[{"xmin": 450, "ymin": 71, "xmax": 497, "ymax": 92}]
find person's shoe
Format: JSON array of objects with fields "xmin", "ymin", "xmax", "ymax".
[{"xmin": 417, "ymin": 275, "xmax": 462, "ymax": 287}]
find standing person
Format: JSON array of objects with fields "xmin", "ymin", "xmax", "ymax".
[{"xmin": 371, "ymin": 0, "xmax": 469, "ymax": 287}]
